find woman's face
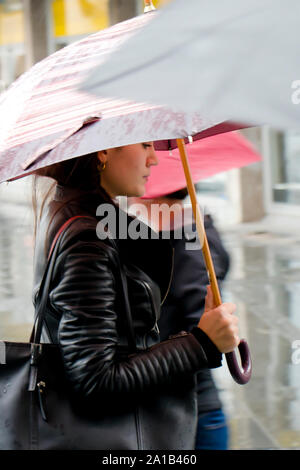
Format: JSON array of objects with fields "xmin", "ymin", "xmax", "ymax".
[{"xmin": 97, "ymin": 143, "xmax": 158, "ymax": 198}]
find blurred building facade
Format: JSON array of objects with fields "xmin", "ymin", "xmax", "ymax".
[
  {"xmin": 0, "ymin": 0, "xmax": 299, "ymax": 226},
  {"xmin": 0, "ymin": 0, "xmax": 172, "ymax": 87}
]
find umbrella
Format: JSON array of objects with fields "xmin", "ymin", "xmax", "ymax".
[
  {"xmin": 0, "ymin": 10, "xmax": 240, "ymax": 185},
  {"xmin": 81, "ymin": 0, "xmax": 300, "ymax": 132},
  {"xmin": 0, "ymin": 6, "xmax": 251, "ymax": 384},
  {"xmin": 143, "ymin": 130, "xmax": 262, "ymax": 199}
]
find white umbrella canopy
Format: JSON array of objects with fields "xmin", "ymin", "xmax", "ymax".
[{"xmin": 81, "ymin": 0, "xmax": 300, "ymax": 132}]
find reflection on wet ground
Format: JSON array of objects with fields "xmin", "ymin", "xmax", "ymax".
[
  {"xmin": 0, "ymin": 203, "xmax": 34, "ymax": 341},
  {"xmin": 216, "ymin": 228, "xmax": 300, "ymax": 449},
  {"xmin": 0, "ymin": 201, "xmax": 300, "ymax": 449}
]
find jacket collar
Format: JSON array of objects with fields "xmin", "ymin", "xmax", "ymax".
[{"xmin": 52, "ymin": 185, "xmax": 174, "ymax": 304}]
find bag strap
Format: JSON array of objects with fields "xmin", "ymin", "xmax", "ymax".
[
  {"xmin": 30, "ymin": 216, "xmax": 93, "ymax": 344},
  {"xmin": 31, "ymin": 215, "xmax": 136, "ymax": 351}
]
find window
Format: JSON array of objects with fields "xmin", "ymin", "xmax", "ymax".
[{"xmin": 270, "ymin": 130, "xmax": 300, "ymax": 205}]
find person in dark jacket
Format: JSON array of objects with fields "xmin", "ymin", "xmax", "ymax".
[
  {"xmin": 158, "ymin": 190, "xmax": 230, "ymax": 450},
  {"xmin": 128, "ymin": 188, "xmax": 231, "ymax": 449},
  {"xmin": 32, "ymin": 143, "xmax": 239, "ymax": 450}
]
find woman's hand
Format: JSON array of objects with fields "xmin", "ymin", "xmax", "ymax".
[{"xmin": 198, "ymin": 285, "xmax": 240, "ymax": 353}]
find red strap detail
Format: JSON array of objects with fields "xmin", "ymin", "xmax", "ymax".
[{"xmin": 47, "ymin": 215, "xmax": 94, "ymax": 261}]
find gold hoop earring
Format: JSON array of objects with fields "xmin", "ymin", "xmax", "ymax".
[{"xmin": 97, "ymin": 162, "xmax": 106, "ymax": 173}]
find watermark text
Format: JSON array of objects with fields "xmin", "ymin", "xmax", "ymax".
[{"xmin": 95, "ymin": 200, "xmax": 207, "ymax": 250}]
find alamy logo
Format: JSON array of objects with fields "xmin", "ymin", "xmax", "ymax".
[
  {"xmin": 291, "ymin": 340, "xmax": 300, "ymax": 365},
  {"xmin": 95, "ymin": 200, "xmax": 206, "ymax": 251},
  {"xmin": 291, "ymin": 80, "xmax": 300, "ymax": 104}
]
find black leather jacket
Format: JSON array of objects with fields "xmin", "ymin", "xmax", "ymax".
[{"xmin": 32, "ymin": 185, "xmax": 222, "ymax": 401}]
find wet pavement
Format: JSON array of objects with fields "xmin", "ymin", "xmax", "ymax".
[
  {"xmin": 216, "ymin": 217, "xmax": 300, "ymax": 450},
  {"xmin": 0, "ymin": 198, "xmax": 300, "ymax": 450},
  {"xmin": 0, "ymin": 201, "xmax": 34, "ymax": 342}
]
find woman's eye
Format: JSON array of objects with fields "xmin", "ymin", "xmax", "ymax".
[{"xmin": 143, "ymin": 143, "xmax": 151, "ymax": 149}]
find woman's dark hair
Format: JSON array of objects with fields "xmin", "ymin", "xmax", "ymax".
[{"xmin": 32, "ymin": 152, "xmax": 112, "ymax": 253}]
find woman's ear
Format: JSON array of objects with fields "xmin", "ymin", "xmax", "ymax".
[{"xmin": 97, "ymin": 150, "xmax": 107, "ymax": 163}]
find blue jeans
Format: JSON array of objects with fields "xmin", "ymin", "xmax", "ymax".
[{"xmin": 195, "ymin": 409, "xmax": 229, "ymax": 450}]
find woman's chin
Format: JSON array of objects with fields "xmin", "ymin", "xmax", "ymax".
[{"xmin": 128, "ymin": 187, "xmax": 145, "ymax": 198}]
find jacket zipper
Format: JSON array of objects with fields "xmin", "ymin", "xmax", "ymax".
[
  {"xmin": 126, "ymin": 247, "xmax": 174, "ymax": 348},
  {"xmin": 160, "ymin": 246, "xmax": 174, "ymax": 307},
  {"xmin": 139, "ymin": 279, "xmax": 162, "ymax": 351},
  {"xmin": 137, "ymin": 247, "xmax": 174, "ymax": 314},
  {"xmin": 135, "ymin": 405, "xmax": 144, "ymax": 449}
]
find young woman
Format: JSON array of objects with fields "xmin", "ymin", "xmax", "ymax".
[{"xmin": 31, "ymin": 142, "xmax": 239, "ymax": 450}]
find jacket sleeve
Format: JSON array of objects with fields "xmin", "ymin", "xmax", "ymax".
[{"xmin": 49, "ymin": 236, "xmax": 221, "ymax": 399}]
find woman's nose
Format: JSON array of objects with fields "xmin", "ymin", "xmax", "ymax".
[{"xmin": 147, "ymin": 148, "xmax": 159, "ymax": 167}]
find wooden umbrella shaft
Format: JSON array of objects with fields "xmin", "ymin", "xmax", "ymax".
[{"xmin": 176, "ymin": 138, "xmax": 222, "ymax": 306}]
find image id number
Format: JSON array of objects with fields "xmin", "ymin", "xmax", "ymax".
[{"xmin": 146, "ymin": 454, "xmax": 197, "ymax": 465}]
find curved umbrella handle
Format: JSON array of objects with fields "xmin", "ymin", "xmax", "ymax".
[{"xmin": 225, "ymin": 339, "xmax": 252, "ymax": 385}]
